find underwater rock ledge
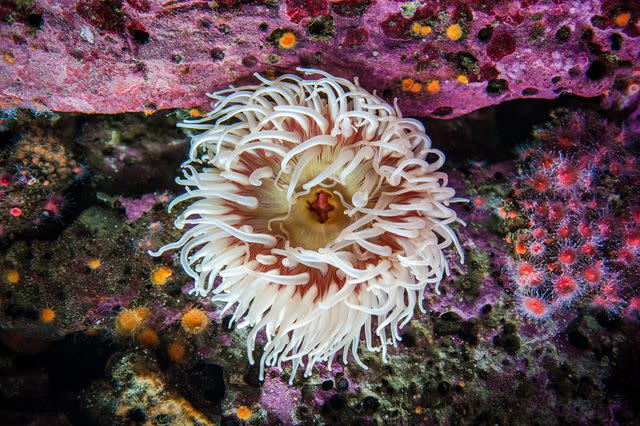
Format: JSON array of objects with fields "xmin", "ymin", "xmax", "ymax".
[{"xmin": 1, "ymin": 0, "xmax": 637, "ymax": 118}]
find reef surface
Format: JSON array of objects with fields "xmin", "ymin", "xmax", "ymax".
[
  {"xmin": 1, "ymin": 0, "xmax": 638, "ymax": 118},
  {"xmin": 1, "ymin": 90, "xmax": 639, "ymax": 424}
]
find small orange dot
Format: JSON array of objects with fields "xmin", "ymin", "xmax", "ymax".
[
  {"xmin": 446, "ymin": 24, "xmax": 463, "ymax": 41},
  {"xmin": 415, "ymin": 406, "xmax": 424, "ymax": 414},
  {"xmin": 456, "ymin": 75, "xmax": 469, "ymax": 84},
  {"xmin": 4, "ymin": 270, "xmax": 20, "ymax": 285},
  {"xmin": 181, "ymin": 308, "xmax": 209, "ymax": 335},
  {"xmin": 401, "ymin": 78, "xmax": 415, "ymax": 91},
  {"xmin": 409, "ymin": 82, "xmax": 422, "ymax": 93},
  {"xmin": 168, "ymin": 341, "xmax": 186, "ymax": 362},
  {"xmin": 411, "ymin": 22, "xmax": 422, "ymax": 34},
  {"xmin": 236, "ymin": 405, "xmax": 251, "ymax": 420},
  {"xmin": 426, "ymin": 80, "xmax": 440, "ymax": 93},
  {"xmin": 40, "ymin": 308, "xmax": 56, "ymax": 323},
  {"xmin": 420, "ymin": 25, "xmax": 432, "ymax": 36},
  {"xmin": 614, "ymin": 11, "xmax": 631, "ymax": 27},
  {"xmin": 188, "ymin": 108, "xmax": 203, "ymax": 117},
  {"xmin": 136, "ymin": 328, "xmax": 160, "ymax": 348},
  {"xmin": 87, "ymin": 258, "xmax": 101, "ymax": 270},
  {"xmin": 515, "ymin": 242, "xmax": 527, "ymax": 255},
  {"xmin": 151, "ymin": 266, "xmax": 172, "ymax": 286},
  {"xmin": 279, "ymin": 32, "xmax": 297, "ymax": 49}
]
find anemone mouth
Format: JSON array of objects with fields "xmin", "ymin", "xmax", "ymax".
[
  {"xmin": 282, "ymin": 184, "xmax": 351, "ymax": 250},
  {"xmin": 152, "ymin": 68, "xmax": 464, "ymax": 382}
]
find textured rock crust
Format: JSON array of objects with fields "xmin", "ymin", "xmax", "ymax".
[{"xmin": 0, "ymin": 0, "xmax": 637, "ymax": 117}]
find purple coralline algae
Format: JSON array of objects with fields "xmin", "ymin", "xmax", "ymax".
[
  {"xmin": 119, "ymin": 193, "xmax": 159, "ymax": 222},
  {"xmin": 259, "ymin": 371, "xmax": 303, "ymax": 423},
  {"xmin": 0, "ymin": 0, "xmax": 638, "ymax": 118}
]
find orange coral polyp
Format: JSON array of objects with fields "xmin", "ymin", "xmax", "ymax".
[
  {"xmin": 446, "ymin": 24, "xmax": 463, "ymax": 40},
  {"xmin": 236, "ymin": 406, "xmax": 252, "ymax": 420},
  {"xmin": 4, "ymin": 270, "xmax": 20, "ymax": 284},
  {"xmin": 40, "ymin": 308, "xmax": 56, "ymax": 323},
  {"xmin": 181, "ymin": 308, "xmax": 209, "ymax": 335},
  {"xmin": 168, "ymin": 341, "xmax": 186, "ymax": 362},
  {"xmin": 279, "ymin": 32, "xmax": 297, "ymax": 48},
  {"xmin": 137, "ymin": 328, "xmax": 160, "ymax": 347},
  {"xmin": 426, "ymin": 80, "xmax": 440, "ymax": 93},
  {"xmin": 87, "ymin": 258, "xmax": 101, "ymax": 270},
  {"xmin": 401, "ymin": 78, "xmax": 415, "ymax": 91},
  {"xmin": 115, "ymin": 308, "xmax": 149, "ymax": 336},
  {"xmin": 151, "ymin": 266, "xmax": 172, "ymax": 285}
]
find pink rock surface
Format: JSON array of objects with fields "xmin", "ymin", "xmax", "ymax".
[
  {"xmin": 0, "ymin": 0, "xmax": 638, "ymax": 118},
  {"xmin": 260, "ymin": 371, "xmax": 302, "ymax": 423},
  {"xmin": 119, "ymin": 193, "xmax": 157, "ymax": 222}
]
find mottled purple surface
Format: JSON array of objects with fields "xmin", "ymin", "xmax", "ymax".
[
  {"xmin": 260, "ymin": 371, "xmax": 302, "ymax": 422},
  {"xmin": 1, "ymin": 0, "xmax": 638, "ymax": 118},
  {"xmin": 118, "ymin": 193, "xmax": 157, "ymax": 222}
]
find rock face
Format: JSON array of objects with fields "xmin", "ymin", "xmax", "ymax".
[
  {"xmin": 2, "ymin": 103, "xmax": 636, "ymax": 425},
  {"xmin": 1, "ymin": 0, "xmax": 637, "ymax": 117}
]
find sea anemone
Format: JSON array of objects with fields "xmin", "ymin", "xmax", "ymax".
[{"xmin": 151, "ymin": 69, "xmax": 464, "ymax": 382}]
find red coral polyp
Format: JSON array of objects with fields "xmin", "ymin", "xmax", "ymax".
[
  {"xmin": 582, "ymin": 265, "xmax": 603, "ymax": 284},
  {"xmin": 554, "ymin": 275, "xmax": 579, "ymax": 300}
]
